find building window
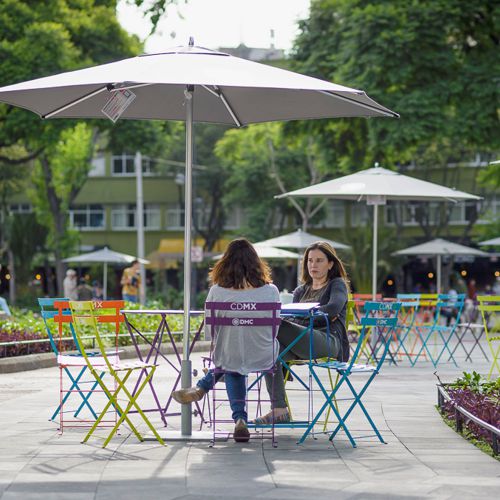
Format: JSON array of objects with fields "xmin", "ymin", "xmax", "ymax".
[
  {"xmin": 9, "ymin": 203, "xmax": 32, "ymax": 214},
  {"xmin": 69, "ymin": 204, "xmax": 104, "ymax": 230},
  {"xmin": 89, "ymin": 155, "xmax": 106, "ymax": 176},
  {"xmin": 111, "ymin": 204, "xmax": 160, "ymax": 230},
  {"xmin": 111, "ymin": 154, "xmax": 157, "ymax": 176}
]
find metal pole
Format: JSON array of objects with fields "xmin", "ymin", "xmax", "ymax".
[
  {"xmin": 103, "ymin": 262, "xmax": 108, "ymax": 300},
  {"xmin": 372, "ymin": 204, "xmax": 378, "ymax": 300},
  {"xmin": 135, "ymin": 151, "xmax": 146, "ymax": 304},
  {"xmin": 437, "ymin": 254, "xmax": 442, "ymax": 294},
  {"xmin": 181, "ymin": 85, "xmax": 194, "ymax": 436}
]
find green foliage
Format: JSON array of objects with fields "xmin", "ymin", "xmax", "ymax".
[
  {"xmin": 215, "ymin": 123, "xmax": 328, "ymax": 241},
  {"xmin": 450, "ymin": 371, "xmax": 500, "ymax": 399},
  {"xmin": 292, "ymin": 0, "xmax": 499, "ymax": 168}
]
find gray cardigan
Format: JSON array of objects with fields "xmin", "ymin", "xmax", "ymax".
[{"xmin": 293, "ymin": 277, "xmax": 349, "ymax": 362}]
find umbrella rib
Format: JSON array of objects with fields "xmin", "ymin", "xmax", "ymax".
[
  {"xmin": 319, "ymin": 91, "xmax": 400, "ymax": 118},
  {"xmin": 203, "ymin": 85, "xmax": 242, "ymax": 127},
  {"xmin": 42, "ymin": 85, "xmax": 111, "ymax": 119}
]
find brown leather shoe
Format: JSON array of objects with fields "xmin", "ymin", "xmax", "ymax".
[
  {"xmin": 233, "ymin": 419, "xmax": 250, "ymax": 443},
  {"xmin": 172, "ymin": 386, "xmax": 206, "ymax": 404}
]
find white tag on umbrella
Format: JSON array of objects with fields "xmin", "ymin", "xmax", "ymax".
[{"xmin": 101, "ymin": 89, "xmax": 136, "ymax": 122}]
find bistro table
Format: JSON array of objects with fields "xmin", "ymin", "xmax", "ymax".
[{"xmin": 121, "ymin": 309, "xmax": 206, "ymax": 427}]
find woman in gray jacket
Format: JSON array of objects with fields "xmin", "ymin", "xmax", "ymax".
[{"xmin": 256, "ymin": 241, "xmax": 350, "ymax": 425}]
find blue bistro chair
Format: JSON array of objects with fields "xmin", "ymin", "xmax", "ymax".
[{"xmin": 299, "ymin": 301, "xmax": 401, "ymax": 448}]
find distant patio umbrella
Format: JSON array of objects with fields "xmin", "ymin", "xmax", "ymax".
[
  {"xmin": 63, "ymin": 247, "xmax": 149, "ymax": 299},
  {"xmin": 0, "ymin": 40, "xmax": 397, "ymax": 437},
  {"xmin": 479, "ymin": 237, "xmax": 500, "ymax": 246},
  {"xmin": 213, "ymin": 243, "xmax": 299, "ymax": 260},
  {"xmin": 277, "ymin": 166, "xmax": 481, "ymax": 298},
  {"xmin": 393, "ymin": 238, "xmax": 488, "ymax": 293},
  {"xmin": 256, "ymin": 229, "xmax": 350, "ymax": 284}
]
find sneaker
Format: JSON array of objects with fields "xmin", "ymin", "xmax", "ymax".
[
  {"xmin": 233, "ymin": 418, "xmax": 250, "ymax": 443},
  {"xmin": 172, "ymin": 386, "xmax": 206, "ymax": 404}
]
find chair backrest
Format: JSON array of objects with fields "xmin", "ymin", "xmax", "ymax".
[
  {"xmin": 349, "ymin": 301, "xmax": 401, "ymax": 372},
  {"xmin": 38, "ymin": 297, "xmax": 73, "ymax": 356},
  {"xmin": 39, "ymin": 298, "xmax": 125, "ymax": 358},
  {"xmin": 68, "ymin": 300, "xmax": 123, "ymax": 370},
  {"xmin": 435, "ymin": 293, "xmax": 465, "ymax": 327},
  {"xmin": 477, "ymin": 295, "xmax": 500, "ymax": 341},
  {"xmin": 205, "ymin": 301, "xmax": 281, "ymax": 372}
]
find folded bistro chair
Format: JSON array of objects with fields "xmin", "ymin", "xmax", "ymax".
[
  {"xmin": 69, "ymin": 300, "xmax": 165, "ymax": 447},
  {"xmin": 298, "ymin": 301, "xmax": 401, "ymax": 448},
  {"xmin": 412, "ymin": 294, "xmax": 465, "ymax": 367},
  {"xmin": 477, "ymin": 295, "xmax": 500, "ymax": 379},
  {"xmin": 204, "ymin": 300, "xmax": 281, "ymax": 447},
  {"xmin": 39, "ymin": 298, "xmax": 115, "ymax": 432}
]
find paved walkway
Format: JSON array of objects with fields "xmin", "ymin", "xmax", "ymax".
[{"xmin": 0, "ymin": 351, "xmax": 498, "ymax": 499}]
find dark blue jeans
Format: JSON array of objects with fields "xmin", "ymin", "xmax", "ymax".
[{"xmin": 197, "ymin": 370, "xmax": 247, "ymax": 422}]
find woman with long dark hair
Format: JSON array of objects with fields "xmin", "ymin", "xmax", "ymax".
[
  {"xmin": 256, "ymin": 241, "xmax": 350, "ymax": 424},
  {"xmin": 172, "ymin": 238, "xmax": 280, "ymax": 442}
]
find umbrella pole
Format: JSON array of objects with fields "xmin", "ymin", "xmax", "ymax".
[
  {"xmin": 372, "ymin": 204, "xmax": 378, "ymax": 300},
  {"xmin": 181, "ymin": 85, "xmax": 194, "ymax": 436},
  {"xmin": 437, "ymin": 254, "xmax": 442, "ymax": 294},
  {"xmin": 103, "ymin": 262, "xmax": 108, "ymax": 300}
]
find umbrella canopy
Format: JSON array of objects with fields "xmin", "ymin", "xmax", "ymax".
[
  {"xmin": 256, "ymin": 229, "xmax": 350, "ymax": 286},
  {"xmin": 256, "ymin": 229, "xmax": 350, "ymax": 250},
  {"xmin": 63, "ymin": 247, "xmax": 149, "ymax": 299},
  {"xmin": 0, "ymin": 41, "xmax": 397, "ymax": 437},
  {"xmin": 393, "ymin": 238, "xmax": 488, "ymax": 293},
  {"xmin": 479, "ymin": 237, "xmax": 500, "ymax": 246},
  {"xmin": 0, "ymin": 46, "xmax": 398, "ymax": 123},
  {"xmin": 214, "ymin": 243, "xmax": 299, "ymax": 260},
  {"xmin": 277, "ymin": 167, "xmax": 481, "ymax": 297},
  {"xmin": 278, "ymin": 167, "xmax": 480, "ymax": 201}
]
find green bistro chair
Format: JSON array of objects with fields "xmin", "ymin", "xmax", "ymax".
[{"xmin": 477, "ymin": 295, "xmax": 500, "ymax": 379}]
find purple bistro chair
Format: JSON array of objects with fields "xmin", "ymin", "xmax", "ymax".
[{"xmin": 204, "ymin": 300, "xmax": 281, "ymax": 447}]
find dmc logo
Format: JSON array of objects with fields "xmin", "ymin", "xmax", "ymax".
[
  {"xmin": 230, "ymin": 302, "xmax": 257, "ymax": 311},
  {"xmin": 231, "ymin": 318, "xmax": 254, "ymax": 326},
  {"xmin": 232, "ymin": 318, "xmax": 240, "ymax": 326}
]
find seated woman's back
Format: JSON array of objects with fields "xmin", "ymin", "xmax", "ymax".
[{"xmin": 206, "ymin": 283, "xmax": 280, "ymax": 375}]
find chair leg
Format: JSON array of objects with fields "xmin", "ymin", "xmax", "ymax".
[
  {"xmin": 102, "ymin": 367, "xmax": 165, "ymax": 447},
  {"xmin": 83, "ymin": 370, "xmax": 143, "ymax": 445},
  {"xmin": 299, "ymin": 370, "xmax": 356, "ymax": 448}
]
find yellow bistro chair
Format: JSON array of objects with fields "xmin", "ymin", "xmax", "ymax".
[
  {"xmin": 69, "ymin": 301, "xmax": 165, "ymax": 447},
  {"xmin": 477, "ymin": 295, "xmax": 500, "ymax": 379}
]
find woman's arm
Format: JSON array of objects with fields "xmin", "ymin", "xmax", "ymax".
[{"xmin": 318, "ymin": 279, "xmax": 348, "ymax": 318}]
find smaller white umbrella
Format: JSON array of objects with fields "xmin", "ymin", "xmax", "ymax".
[
  {"xmin": 213, "ymin": 244, "xmax": 299, "ymax": 260},
  {"xmin": 278, "ymin": 166, "xmax": 481, "ymax": 297},
  {"xmin": 63, "ymin": 246, "xmax": 149, "ymax": 299},
  {"xmin": 256, "ymin": 229, "xmax": 350, "ymax": 284},
  {"xmin": 479, "ymin": 237, "xmax": 500, "ymax": 246},
  {"xmin": 257, "ymin": 229, "xmax": 350, "ymax": 250},
  {"xmin": 393, "ymin": 238, "xmax": 488, "ymax": 293}
]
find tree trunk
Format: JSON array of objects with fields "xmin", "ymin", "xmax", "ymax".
[{"xmin": 7, "ymin": 249, "xmax": 15, "ymax": 305}]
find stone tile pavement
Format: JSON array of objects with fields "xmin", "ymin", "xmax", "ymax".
[{"xmin": 0, "ymin": 351, "xmax": 498, "ymax": 499}]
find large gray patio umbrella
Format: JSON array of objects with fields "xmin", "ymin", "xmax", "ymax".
[
  {"xmin": 0, "ymin": 40, "xmax": 397, "ymax": 437},
  {"xmin": 277, "ymin": 167, "xmax": 481, "ymax": 298},
  {"xmin": 256, "ymin": 228, "xmax": 350, "ymax": 284},
  {"xmin": 63, "ymin": 246, "xmax": 149, "ymax": 299},
  {"xmin": 393, "ymin": 238, "xmax": 488, "ymax": 293}
]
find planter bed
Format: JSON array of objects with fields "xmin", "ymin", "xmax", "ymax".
[{"xmin": 437, "ymin": 373, "xmax": 499, "ymax": 457}]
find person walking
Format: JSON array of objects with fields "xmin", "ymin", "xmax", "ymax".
[
  {"xmin": 121, "ymin": 260, "xmax": 141, "ymax": 303},
  {"xmin": 63, "ymin": 269, "xmax": 78, "ymax": 300}
]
